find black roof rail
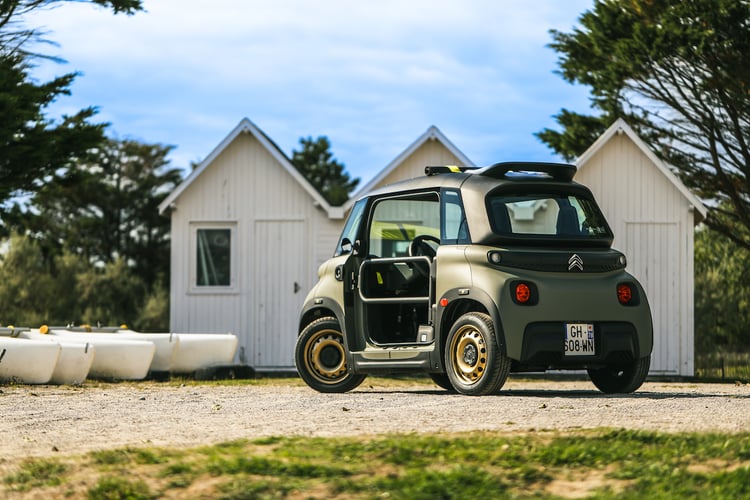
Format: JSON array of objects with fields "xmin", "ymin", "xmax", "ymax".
[
  {"xmin": 424, "ymin": 165, "xmax": 478, "ymax": 176},
  {"xmin": 480, "ymin": 162, "xmax": 577, "ymax": 182}
]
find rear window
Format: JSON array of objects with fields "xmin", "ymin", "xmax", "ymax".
[{"xmin": 487, "ymin": 191, "xmax": 612, "ymax": 244}]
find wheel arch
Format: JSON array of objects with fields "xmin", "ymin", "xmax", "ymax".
[
  {"xmin": 298, "ymin": 299, "xmax": 344, "ymax": 335},
  {"xmin": 298, "ymin": 298, "xmax": 361, "ymax": 368},
  {"xmin": 437, "ymin": 289, "xmax": 507, "ymax": 360}
]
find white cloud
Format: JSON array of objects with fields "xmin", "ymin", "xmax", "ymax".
[{"xmin": 24, "ymin": 0, "xmax": 594, "ymax": 181}]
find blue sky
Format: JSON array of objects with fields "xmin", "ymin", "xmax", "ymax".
[{"xmin": 25, "ymin": 0, "xmax": 594, "ymax": 185}]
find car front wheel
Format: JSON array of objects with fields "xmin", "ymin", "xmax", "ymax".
[
  {"xmin": 444, "ymin": 312, "xmax": 510, "ymax": 396},
  {"xmin": 587, "ymin": 356, "xmax": 650, "ymax": 394},
  {"xmin": 295, "ymin": 316, "xmax": 366, "ymax": 393}
]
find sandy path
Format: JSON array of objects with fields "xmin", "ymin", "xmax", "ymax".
[{"xmin": 1, "ymin": 378, "xmax": 749, "ymax": 459}]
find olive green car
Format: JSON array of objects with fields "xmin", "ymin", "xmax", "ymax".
[{"xmin": 295, "ymin": 162, "xmax": 653, "ymax": 395}]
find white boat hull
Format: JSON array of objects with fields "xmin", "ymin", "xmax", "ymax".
[
  {"xmin": 0, "ymin": 337, "xmax": 60, "ymax": 384},
  {"xmin": 21, "ymin": 331, "xmax": 96, "ymax": 385},
  {"xmin": 58, "ymin": 330, "xmax": 178, "ymax": 372},
  {"xmin": 52, "ymin": 341, "xmax": 95, "ymax": 385},
  {"xmin": 116, "ymin": 330, "xmax": 238, "ymax": 373},
  {"xmin": 166, "ymin": 333, "xmax": 238, "ymax": 373},
  {"xmin": 47, "ymin": 331, "xmax": 155, "ymax": 380}
]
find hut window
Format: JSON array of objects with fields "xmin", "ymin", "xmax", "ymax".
[{"xmin": 196, "ymin": 228, "xmax": 232, "ymax": 286}]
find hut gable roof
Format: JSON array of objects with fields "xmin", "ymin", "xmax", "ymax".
[
  {"xmin": 344, "ymin": 125, "xmax": 474, "ymax": 211},
  {"xmin": 158, "ymin": 118, "xmax": 339, "ymax": 217},
  {"xmin": 576, "ymin": 118, "xmax": 707, "ymax": 222}
]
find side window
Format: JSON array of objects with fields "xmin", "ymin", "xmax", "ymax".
[
  {"xmin": 191, "ymin": 223, "xmax": 236, "ymax": 291},
  {"xmin": 442, "ymin": 190, "xmax": 470, "ymax": 244},
  {"xmin": 334, "ymin": 198, "xmax": 367, "ymax": 256},
  {"xmin": 367, "ymin": 193, "xmax": 440, "ymax": 258}
]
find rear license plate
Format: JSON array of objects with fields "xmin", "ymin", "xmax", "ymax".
[{"xmin": 565, "ymin": 323, "xmax": 595, "ymax": 356}]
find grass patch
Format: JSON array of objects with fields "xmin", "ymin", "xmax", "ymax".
[
  {"xmin": 3, "ymin": 430, "xmax": 750, "ymax": 498},
  {"xmin": 3, "ymin": 458, "xmax": 68, "ymax": 491},
  {"xmin": 88, "ymin": 476, "xmax": 155, "ymax": 500},
  {"xmin": 90, "ymin": 447, "xmax": 171, "ymax": 466}
]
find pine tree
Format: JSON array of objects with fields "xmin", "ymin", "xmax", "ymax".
[{"xmin": 291, "ymin": 136, "xmax": 359, "ymax": 206}]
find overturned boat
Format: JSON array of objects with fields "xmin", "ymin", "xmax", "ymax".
[
  {"xmin": 18, "ymin": 328, "xmax": 96, "ymax": 385},
  {"xmin": 57, "ymin": 326, "xmax": 179, "ymax": 372},
  {"xmin": 157, "ymin": 332, "xmax": 238, "ymax": 373},
  {"xmin": 0, "ymin": 329, "xmax": 61, "ymax": 384},
  {"xmin": 113, "ymin": 327, "xmax": 238, "ymax": 373},
  {"xmin": 41, "ymin": 326, "xmax": 155, "ymax": 381},
  {"xmin": 54, "ymin": 325, "xmax": 238, "ymax": 374}
]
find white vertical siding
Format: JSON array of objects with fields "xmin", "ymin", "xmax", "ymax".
[
  {"xmin": 624, "ymin": 222, "xmax": 681, "ymax": 373},
  {"xmin": 576, "ymin": 132, "xmax": 695, "ymax": 375},
  {"xmin": 252, "ymin": 220, "xmax": 308, "ymax": 369},
  {"xmin": 315, "ymin": 217, "xmax": 345, "ymax": 272},
  {"xmin": 682, "ymin": 211, "xmax": 696, "ymax": 375},
  {"xmin": 169, "ymin": 131, "xmax": 329, "ymax": 367}
]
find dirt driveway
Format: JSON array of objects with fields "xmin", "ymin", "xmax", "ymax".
[{"xmin": 2, "ymin": 377, "xmax": 749, "ymax": 459}]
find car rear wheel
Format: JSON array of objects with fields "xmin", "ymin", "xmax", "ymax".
[
  {"xmin": 295, "ymin": 316, "xmax": 366, "ymax": 393},
  {"xmin": 444, "ymin": 312, "xmax": 510, "ymax": 396},
  {"xmin": 587, "ymin": 356, "xmax": 650, "ymax": 394},
  {"xmin": 428, "ymin": 372, "xmax": 455, "ymax": 392}
]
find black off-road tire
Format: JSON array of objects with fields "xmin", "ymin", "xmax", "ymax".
[
  {"xmin": 587, "ymin": 356, "xmax": 651, "ymax": 394},
  {"xmin": 444, "ymin": 312, "xmax": 510, "ymax": 396},
  {"xmin": 295, "ymin": 316, "xmax": 366, "ymax": 393}
]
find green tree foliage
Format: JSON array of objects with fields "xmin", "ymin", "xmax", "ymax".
[
  {"xmin": 291, "ymin": 136, "xmax": 359, "ymax": 206},
  {"xmin": 0, "ymin": 233, "xmax": 168, "ymax": 329},
  {"xmin": 0, "ymin": 233, "xmax": 76, "ymax": 326},
  {"xmin": 7, "ymin": 138, "xmax": 182, "ymax": 289},
  {"xmin": 136, "ymin": 284, "xmax": 170, "ymax": 331},
  {"xmin": 75, "ymin": 257, "xmax": 147, "ymax": 326},
  {"xmin": 0, "ymin": 53, "xmax": 104, "ymax": 211},
  {"xmin": 538, "ymin": 0, "xmax": 750, "ymax": 252},
  {"xmin": 0, "ymin": 1, "xmax": 171, "ymax": 328},
  {"xmin": 694, "ymin": 225, "xmax": 750, "ymax": 352},
  {"xmin": 0, "ymin": 0, "xmax": 144, "ymax": 221}
]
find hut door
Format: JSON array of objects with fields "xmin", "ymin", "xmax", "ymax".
[
  {"xmin": 625, "ymin": 222, "xmax": 681, "ymax": 374},
  {"xmin": 253, "ymin": 220, "xmax": 308, "ymax": 369}
]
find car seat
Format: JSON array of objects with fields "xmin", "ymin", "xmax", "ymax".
[{"xmin": 556, "ymin": 205, "xmax": 580, "ymax": 235}]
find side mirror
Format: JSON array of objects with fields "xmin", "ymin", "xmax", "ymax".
[
  {"xmin": 341, "ymin": 238, "xmax": 353, "ymax": 254},
  {"xmin": 340, "ymin": 238, "xmax": 360, "ymax": 256}
]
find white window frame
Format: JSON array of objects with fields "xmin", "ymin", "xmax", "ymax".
[{"xmin": 189, "ymin": 221, "xmax": 238, "ymax": 294}]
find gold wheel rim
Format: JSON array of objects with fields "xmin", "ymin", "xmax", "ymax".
[
  {"xmin": 449, "ymin": 325, "xmax": 488, "ymax": 385},
  {"xmin": 304, "ymin": 328, "xmax": 347, "ymax": 384}
]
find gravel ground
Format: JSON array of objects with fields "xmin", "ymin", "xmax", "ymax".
[{"xmin": 1, "ymin": 377, "xmax": 749, "ymax": 459}]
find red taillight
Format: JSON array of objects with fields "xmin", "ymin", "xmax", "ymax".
[
  {"xmin": 617, "ymin": 284, "xmax": 633, "ymax": 304},
  {"xmin": 515, "ymin": 283, "xmax": 531, "ymax": 304}
]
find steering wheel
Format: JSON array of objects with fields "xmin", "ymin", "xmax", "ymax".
[{"xmin": 408, "ymin": 234, "xmax": 440, "ymax": 260}]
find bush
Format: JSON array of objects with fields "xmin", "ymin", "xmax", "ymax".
[
  {"xmin": 694, "ymin": 227, "xmax": 750, "ymax": 353},
  {"xmin": 0, "ymin": 233, "xmax": 168, "ymax": 330}
]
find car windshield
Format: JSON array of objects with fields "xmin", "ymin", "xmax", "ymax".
[{"xmin": 487, "ymin": 191, "xmax": 613, "ymax": 244}]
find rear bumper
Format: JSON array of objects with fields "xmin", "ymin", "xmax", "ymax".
[{"xmin": 516, "ymin": 321, "xmax": 642, "ymax": 371}]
